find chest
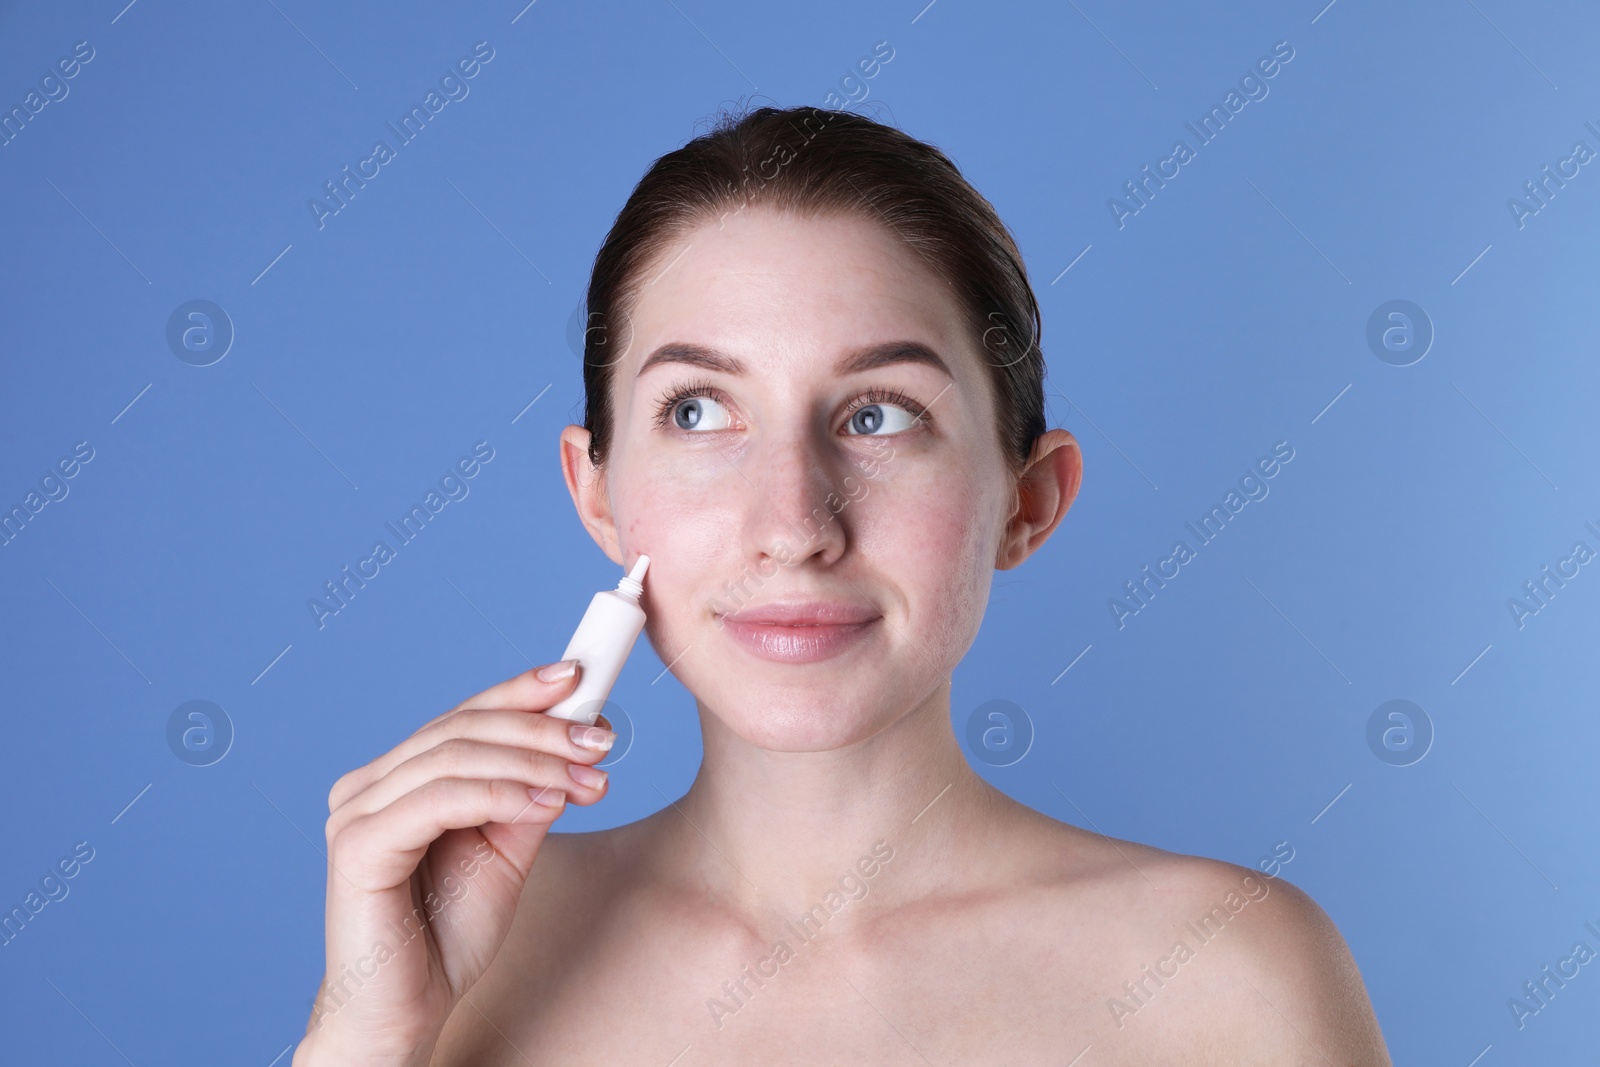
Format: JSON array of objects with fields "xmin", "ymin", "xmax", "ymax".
[{"xmin": 455, "ymin": 900, "xmax": 1159, "ymax": 1066}]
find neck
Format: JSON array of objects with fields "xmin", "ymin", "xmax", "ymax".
[{"xmin": 666, "ymin": 678, "xmax": 1006, "ymax": 929}]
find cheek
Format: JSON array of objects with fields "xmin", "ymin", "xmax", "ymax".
[
  {"xmin": 921, "ymin": 503, "xmax": 995, "ymax": 645},
  {"xmin": 854, "ymin": 460, "xmax": 1000, "ymax": 646},
  {"xmin": 616, "ymin": 455, "xmax": 740, "ymax": 632}
]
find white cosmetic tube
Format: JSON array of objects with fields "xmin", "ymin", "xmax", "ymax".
[{"xmin": 544, "ymin": 555, "xmax": 650, "ymax": 725}]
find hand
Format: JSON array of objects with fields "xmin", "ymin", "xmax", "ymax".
[{"xmin": 293, "ymin": 660, "xmax": 615, "ymax": 1066}]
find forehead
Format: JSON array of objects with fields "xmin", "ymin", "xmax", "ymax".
[{"xmin": 622, "ymin": 207, "xmax": 973, "ymax": 376}]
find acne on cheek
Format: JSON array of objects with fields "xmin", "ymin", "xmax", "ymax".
[
  {"xmin": 622, "ymin": 489, "xmax": 725, "ymax": 593},
  {"xmin": 857, "ymin": 488, "xmax": 986, "ymax": 616},
  {"xmin": 921, "ymin": 488, "xmax": 1001, "ymax": 618}
]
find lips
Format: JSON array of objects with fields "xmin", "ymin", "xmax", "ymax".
[
  {"xmin": 722, "ymin": 600, "xmax": 879, "ymax": 626},
  {"xmin": 718, "ymin": 599, "xmax": 882, "ymax": 664}
]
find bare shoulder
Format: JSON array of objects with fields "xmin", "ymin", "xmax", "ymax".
[
  {"xmin": 1140, "ymin": 850, "xmax": 1389, "ymax": 1062},
  {"xmin": 517, "ymin": 810, "xmax": 663, "ymax": 914},
  {"xmin": 1011, "ymin": 810, "xmax": 1392, "ymax": 1063}
]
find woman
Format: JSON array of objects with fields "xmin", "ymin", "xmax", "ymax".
[{"xmin": 294, "ymin": 105, "xmax": 1392, "ymax": 1065}]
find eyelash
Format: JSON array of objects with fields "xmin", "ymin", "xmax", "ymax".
[{"xmin": 650, "ymin": 379, "xmax": 933, "ymax": 433}]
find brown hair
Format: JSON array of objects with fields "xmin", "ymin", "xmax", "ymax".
[{"xmin": 579, "ymin": 103, "xmax": 1048, "ymax": 477}]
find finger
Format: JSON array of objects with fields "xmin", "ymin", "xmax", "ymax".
[
  {"xmin": 331, "ymin": 737, "xmax": 608, "ymax": 829},
  {"xmin": 330, "ymin": 702, "xmax": 612, "ymax": 812},
  {"xmin": 331, "ymin": 777, "xmax": 568, "ymax": 892},
  {"xmin": 404, "ymin": 659, "xmax": 584, "ymax": 740},
  {"xmin": 450, "ymin": 660, "xmax": 584, "ymax": 715}
]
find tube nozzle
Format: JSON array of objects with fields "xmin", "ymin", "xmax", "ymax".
[{"xmin": 616, "ymin": 554, "xmax": 650, "ymax": 600}]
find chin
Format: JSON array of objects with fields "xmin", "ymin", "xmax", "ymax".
[{"xmin": 706, "ymin": 683, "xmax": 897, "ymax": 752}]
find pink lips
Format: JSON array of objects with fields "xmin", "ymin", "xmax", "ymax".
[{"xmin": 719, "ymin": 600, "xmax": 881, "ymax": 664}]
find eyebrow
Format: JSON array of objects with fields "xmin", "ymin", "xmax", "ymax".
[{"xmin": 635, "ymin": 340, "xmax": 954, "ymax": 380}]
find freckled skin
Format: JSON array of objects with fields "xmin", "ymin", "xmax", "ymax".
[{"xmin": 427, "ymin": 207, "xmax": 1392, "ymax": 1066}]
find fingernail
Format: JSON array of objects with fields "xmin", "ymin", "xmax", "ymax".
[
  {"xmin": 569, "ymin": 725, "xmax": 615, "ymax": 752},
  {"xmin": 535, "ymin": 659, "xmax": 578, "ymax": 683},
  {"xmin": 568, "ymin": 763, "xmax": 608, "ymax": 789},
  {"xmin": 529, "ymin": 785, "xmax": 566, "ymax": 807}
]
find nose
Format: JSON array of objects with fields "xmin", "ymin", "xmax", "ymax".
[{"xmin": 740, "ymin": 425, "xmax": 849, "ymax": 571}]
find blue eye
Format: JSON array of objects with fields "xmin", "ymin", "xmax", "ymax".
[
  {"xmin": 844, "ymin": 401, "xmax": 918, "ymax": 436},
  {"xmin": 667, "ymin": 393, "xmax": 731, "ymax": 431}
]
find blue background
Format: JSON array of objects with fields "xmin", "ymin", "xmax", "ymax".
[{"xmin": 3, "ymin": 0, "xmax": 1597, "ymax": 1062}]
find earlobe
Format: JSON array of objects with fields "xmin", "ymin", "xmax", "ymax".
[
  {"xmin": 995, "ymin": 429, "xmax": 1082, "ymax": 570},
  {"xmin": 559, "ymin": 425, "xmax": 622, "ymax": 564}
]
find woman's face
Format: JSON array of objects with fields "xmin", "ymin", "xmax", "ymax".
[{"xmin": 566, "ymin": 207, "xmax": 1036, "ymax": 752}]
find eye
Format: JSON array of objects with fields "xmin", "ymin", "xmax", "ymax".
[
  {"xmin": 841, "ymin": 391, "xmax": 927, "ymax": 436},
  {"xmin": 671, "ymin": 395, "xmax": 731, "ymax": 431},
  {"xmin": 653, "ymin": 380, "xmax": 734, "ymax": 433}
]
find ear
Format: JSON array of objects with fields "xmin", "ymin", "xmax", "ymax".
[
  {"xmin": 995, "ymin": 428, "xmax": 1082, "ymax": 571},
  {"xmin": 559, "ymin": 424, "xmax": 623, "ymax": 566}
]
